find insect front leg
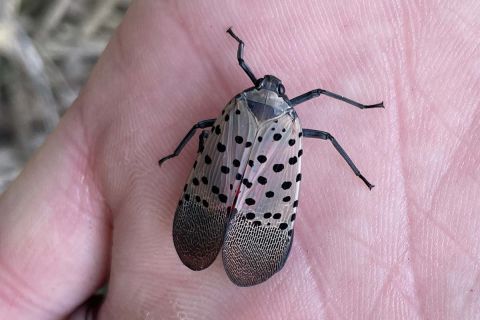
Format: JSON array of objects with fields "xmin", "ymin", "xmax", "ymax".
[
  {"xmin": 302, "ymin": 128, "xmax": 374, "ymax": 189},
  {"xmin": 226, "ymin": 28, "xmax": 258, "ymax": 85},
  {"xmin": 159, "ymin": 119, "xmax": 216, "ymax": 166},
  {"xmin": 290, "ymin": 88, "xmax": 384, "ymax": 109}
]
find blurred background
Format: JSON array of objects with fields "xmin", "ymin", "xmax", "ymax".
[{"xmin": 0, "ymin": 0, "xmax": 130, "ymax": 192}]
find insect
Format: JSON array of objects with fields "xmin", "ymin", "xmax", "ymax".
[{"xmin": 159, "ymin": 28, "xmax": 383, "ymax": 286}]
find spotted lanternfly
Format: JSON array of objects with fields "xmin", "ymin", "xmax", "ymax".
[{"xmin": 159, "ymin": 28, "xmax": 383, "ymax": 286}]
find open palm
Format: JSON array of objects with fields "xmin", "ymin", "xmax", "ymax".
[{"xmin": 1, "ymin": 1, "xmax": 479, "ymax": 319}]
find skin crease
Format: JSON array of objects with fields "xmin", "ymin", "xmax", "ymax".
[{"xmin": 0, "ymin": 0, "xmax": 479, "ymax": 319}]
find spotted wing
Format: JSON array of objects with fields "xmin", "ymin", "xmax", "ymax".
[
  {"xmin": 173, "ymin": 95, "xmax": 258, "ymax": 270},
  {"xmin": 221, "ymin": 112, "xmax": 302, "ymax": 286}
]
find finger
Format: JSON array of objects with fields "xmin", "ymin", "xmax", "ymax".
[
  {"xmin": 0, "ymin": 95, "xmax": 111, "ymax": 317},
  {"xmin": 68, "ymin": 292, "xmax": 104, "ymax": 320}
]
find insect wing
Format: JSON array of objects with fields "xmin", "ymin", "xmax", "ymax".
[
  {"xmin": 173, "ymin": 96, "xmax": 257, "ymax": 270},
  {"xmin": 222, "ymin": 113, "xmax": 303, "ymax": 286}
]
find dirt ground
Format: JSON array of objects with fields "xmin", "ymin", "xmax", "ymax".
[{"xmin": 0, "ymin": 0, "xmax": 129, "ymax": 192}]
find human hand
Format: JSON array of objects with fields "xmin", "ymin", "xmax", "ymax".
[{"xmin": 1, "ymin": 1, "xmax": 479, "ymax": 319}]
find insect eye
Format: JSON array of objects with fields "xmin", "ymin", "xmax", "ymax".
[
  {"xmin": 278, "ymin": 84, "xmax": 285, "ymax": 95},
  {"xmin": 255, "ymin": 78, "xmax": 264, "ymax": 89}
]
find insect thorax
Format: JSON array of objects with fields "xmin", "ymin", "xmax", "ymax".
[{"xmin": 243, "ymin": 88, "xmax": 291, "ymax": 123}]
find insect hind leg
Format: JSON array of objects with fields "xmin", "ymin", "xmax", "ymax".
[
  {"xmin": 226, "ymin": 28, "xmax": 258, "ymax": 85},
  {"xmin": 302, "ymin": 128, "xmax": 374, "ymax": 189},
  {"xmin": 159, "ymin": 119, "xmax": 215, "ymax": 166}
]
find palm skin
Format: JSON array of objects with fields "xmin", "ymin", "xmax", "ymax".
[{"xmin": 1, "ymin": 1, "xmax": 479, "ymax": 319}]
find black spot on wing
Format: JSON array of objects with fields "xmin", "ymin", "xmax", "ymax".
[
  {"xmin": 281, "ymin": 181, "xmax": 292, "ymax": 190},
  {"xmin": 246, "ymin": 212, "xmax": 255, "ymax": 220},
  {"xmin": 235, "ymin": 136, "xmax": 244, "ymax": 144},
  {"xmin": 257, "ymin": 155, "xmax": 267, "ymax": 163},
  {"xmin": 221, "ymin": 165, "xmax": 230, "ymax": 174},
  {"xmin": 242, "ymin": 178, "xmax": 253, "ymax": 188},
  {"xmin": 217, "ymin": 143, "xmax": 226, "ymax": 152},
  {"xmin": 219, "ymin": 194, "xmax": 228, "ymax": 203},
  {"xmin": 273, "ymin": 164, "xmax": 284, "ymax": 173},
  {"xmin": 257, "ymin": 176, "xmax": 267, "ymax": 185}
]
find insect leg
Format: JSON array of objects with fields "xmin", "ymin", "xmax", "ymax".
[
  {"xmin": 159, "ymin": 119, "xmax": 216, "ymax": 166},
  {"xmin": 226, "ymin": 28, "xmax": 258, "ymax": 85},
  {"xmin": 290, "ymin": 89, "xmax": 384, "ymax": 109},
  {"xmin": 302, "ymin": 128, "xmax": 374, "ymax": 189}
]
